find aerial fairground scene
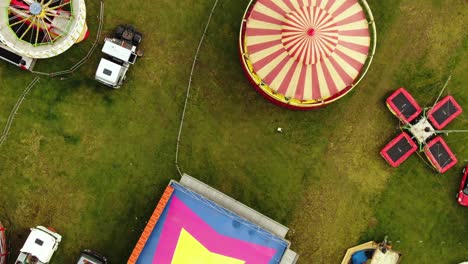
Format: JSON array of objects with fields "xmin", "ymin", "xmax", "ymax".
[{"xmin": 0, "ymin": 0, "xmax": 467, "ymax": 263}]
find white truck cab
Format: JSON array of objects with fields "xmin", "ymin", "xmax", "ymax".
[
  {"xmin": 95, "ymin": 25, "xmax": 142, "ymax": 89},
  {"xmin": 15, "ymin": 226, "xmax": 61, "ymax": 264}
]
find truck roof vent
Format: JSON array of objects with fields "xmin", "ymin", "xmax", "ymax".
[
  {"xmin": 34, "ymin": 239, "xmax": 44, "ymax": 246},
  {"xmin": 103, "ymin": 69, "xmax": 112, "ymax": 76}
]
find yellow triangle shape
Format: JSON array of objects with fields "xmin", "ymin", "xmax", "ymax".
[{"xmin": 171, "ymin": 228, "xmax": 246, "ymax": 264}]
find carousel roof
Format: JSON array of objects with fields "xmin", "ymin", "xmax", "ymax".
[{"xmin": 240, "ymin": 0, "xmax": 375, "ymax": 109}]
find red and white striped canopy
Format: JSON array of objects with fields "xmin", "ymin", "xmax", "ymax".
[{"xmin": 242, "ymin": 0, "xmax": 373, "ymax": 107}]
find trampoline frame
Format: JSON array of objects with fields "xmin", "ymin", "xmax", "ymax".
[
  {"xmin": 238, "ymin": 0, "xmax": 377, "ymax": 110},
  {"xmin": 424, "ymin": 136, "xmax": 457, "ymax": 174},
  {"xmin": 427, "ymin": 96, "xmax": 463, "ymax": 130},
  {"xmin": 386, "ymin": 87, "xmax": 422, "ymax": 123},
  {"xmin": 380, "ymin": 132, "xmax": 418, "ymax": 167}
]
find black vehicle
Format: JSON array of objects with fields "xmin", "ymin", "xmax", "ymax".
[
  {"xmin": 114, "ymin": 24, "xmax": 143, "ymax": 46},
  {"xmin": 76, "ymin": 249, "xmax": 107, "ymax": 264},
  {"xmin": 0, "ymin": 43, "xmax": 36, "ymax": 70}
]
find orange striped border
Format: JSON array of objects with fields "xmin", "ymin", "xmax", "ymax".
[{"xmin": 127, "ymin": 185, "xmax": 174, "ymax": 264}]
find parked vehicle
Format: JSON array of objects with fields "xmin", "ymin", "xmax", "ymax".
[
  {"xmin": 77, "ymin": 249, "xmax": 107, "ymax": 264},
  {"xmin": 341, "ymin": 238, "xmax": 401, "ymax": 264},
  {"xmin": 457, "ymin": 165, "xmax": 468, "ymax": 207},
  {"xmin": 0, "ymin": 43, "xmax": 36, "ymax": 70},
  {"xmin": 0, "ymin": 221, "xmax": 7, "ymax": 264},
  {"xmin": 95, "ymin": 25, "xmax": 143, "ymax": 88},
  {"xmin": 15, "ymin": 226, "xmax": 61, "ymax": 264}
]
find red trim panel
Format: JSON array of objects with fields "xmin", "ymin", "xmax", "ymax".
[
  {"xmin": 386, "ymin": 88, "xmax": 422, "ymax": 123},
  {"xmin": 380, "ymin": 132, "xmax": 418, "ymax": 167},
  {"xmin": 127, "ymin": 185, "xmax": 174, "ymax": 264},
  {"xmin": 424, "ymin": 136, "xmax": 457, "ymax": 173},
  {"xmin": 427, "ymin": 96, "xmax": 463, "ymax": 129},
  {"xmin": 0, "ymin": 227, "xmax": 7, "ymax": 264}
]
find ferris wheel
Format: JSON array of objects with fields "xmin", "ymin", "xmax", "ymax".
[{"xmin": 0, "ymin": 0, "xmax": 88, "ymax": 59}]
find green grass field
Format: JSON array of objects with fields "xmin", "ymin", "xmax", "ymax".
[{"xmin": 0, "ymin": 0, "xmax": 467, "ymax": 263}]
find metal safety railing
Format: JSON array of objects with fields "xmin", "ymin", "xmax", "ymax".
[
  {"xmin": 0, "ymin": 77, "xmax": 40, "ymax": 147},
  {"xmin": 175, "ymin": 0, "xmax": 220, "ymax": 176},
  {"xmin": 0, "ymin": 1, "xmax": 105, "ymax": 148}
]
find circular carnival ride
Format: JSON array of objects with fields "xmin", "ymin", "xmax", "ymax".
[
  {"xmin": 0, "ymin": 0, "xmax": 88, "ymax": 58},
  {"xmin": 240, "ymin": 0, "xmax": 376, "ymax": 109}
]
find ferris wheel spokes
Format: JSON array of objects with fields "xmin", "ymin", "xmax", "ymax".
[
  {"xmin": 6, "ymin": 0, "xmax": 74, "ymax": 46},
  {"xmin": 0, "ymin": 0, "xmax": 88, "ymax": 59}
]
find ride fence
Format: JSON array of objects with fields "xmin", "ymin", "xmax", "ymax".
[
  {"xmin": 175, "ymin": 0, "xmax": 220, "ymax": 176},
  {"xmin": 0, "ymin": 1, "xmax": 105, "ymax": 148},
  {"xmin": 0, "ymin": 77, "xmax": 40, "ymax": 147}
]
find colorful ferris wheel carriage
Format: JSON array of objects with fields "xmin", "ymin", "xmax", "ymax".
[
  {"xmin": 0, "ymin": 0, "xmax": 88, "ymax": 58},
  {"xmin": 239, "ymin": 0, "xmax": 377, "ymax": 110}
]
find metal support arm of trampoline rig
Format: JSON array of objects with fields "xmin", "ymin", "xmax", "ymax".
[
  {"xmin": 432, "ymin": 75, "xmax": 451, "ymax": 108},
  {"xmin": 435, "ymin": 130, "xmax": 468, "ymax": 135}
]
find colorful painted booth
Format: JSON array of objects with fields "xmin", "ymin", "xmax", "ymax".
[{"xmin": 128, "ymin": 175, "xmax": 298, "ymax": 264}]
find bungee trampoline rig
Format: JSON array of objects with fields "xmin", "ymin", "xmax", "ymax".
[{"xmin": 381, "ymin": 78, "xmax": 466, "ymax": 173}]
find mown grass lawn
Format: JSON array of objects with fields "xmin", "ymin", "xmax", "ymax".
[{"xmin": 0, "ymin": 0, "xmax": 467, "ymax": 263}]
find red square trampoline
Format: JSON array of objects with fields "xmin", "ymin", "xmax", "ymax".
[
  {"xmin": 380, "ymin": 132, "xmax": 418, "ymax": 167},
  {"xmin": 386, "ymin": 88, "xmax": 422, "ymax": 123},
  {"xmin": 427, "ymin": 96, "xmax": 463, "ymax": 130},
  {"xmin": 424, "ymin": 136, "xmax": 457, "ymax": 173}
]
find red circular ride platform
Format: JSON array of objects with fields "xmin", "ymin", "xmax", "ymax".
[{"xmin": 239, "ymin": 0, "xmax": 376, "ymax": 110}]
